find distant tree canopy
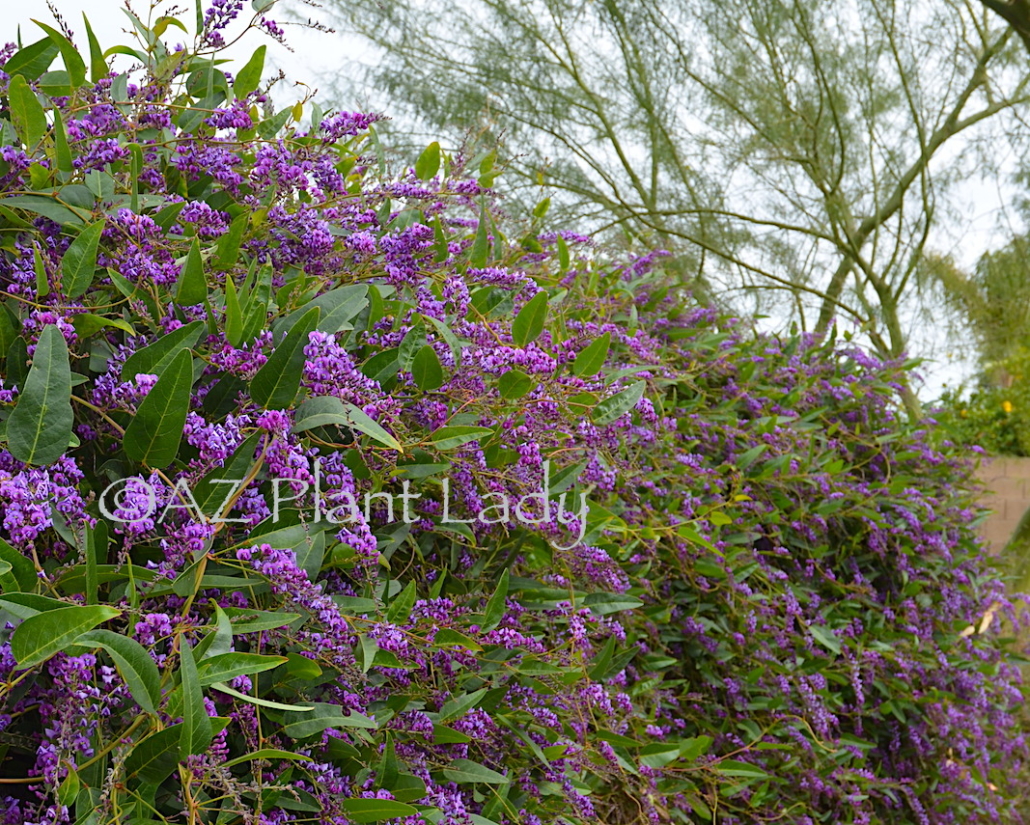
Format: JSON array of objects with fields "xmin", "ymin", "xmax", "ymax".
[{"xmin": 317, "ymin": 0, "xmax": 1030, "ymax": 377}]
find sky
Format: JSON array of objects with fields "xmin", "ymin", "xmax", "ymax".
[
  {"xmin": 10, "ymin": 0, "xmax": 352, "ymax": 102},
  {"xmin": 9, "ymin": 0, "xmax": 1021, "ymax": 397}
]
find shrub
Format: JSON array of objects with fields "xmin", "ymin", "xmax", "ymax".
[{"xmin": 0, "ymin": 4, "xmax": 1023, "ymax": 825}]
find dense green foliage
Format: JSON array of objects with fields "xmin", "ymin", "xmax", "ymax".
[{"xmin": 0, "ymin": 4, "xmax": 1022, "ymax": 825}]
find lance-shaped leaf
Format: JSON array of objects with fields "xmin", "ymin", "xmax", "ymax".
[
  {"xmin": 123, "ymin": 348, "xmax": 194, "ymax": 468},
  {"xmin": 469, "ymin": 208, "xmax": 490, "ymax": 268},
  {"xmin": 124, "ymin": 725, "xmax": 182, "ymax": 784},
  {"xmin": 33, "ymin": 20, "xmax": 87, "ymax": 88},
  {"xmin": 176, "ymin": 237, "xmax": 207, "ymax": 306},
  {"xmin": 251, "ymin": 306, "xmax": 320, "ymax": 409},
  {"xmin": 340, "ymin": 800, "xmax": 419, "ymax": 823},
  {"xmin": 0, "ymin": 537, "xmax": 37, "ymax": 593},
  {"xmin": 512, "ymin": 290, "xmax": 548, "ymax": 348},
  {"xmin": 3, "ymin": 37, "xmax": 58, "ymax": 81},
  {"xmin": 81, "ymin": 14, "xmax": 107, "ymax": 83},
  {"xmin": 7, "ymin": 74, "xmax": 47, "ymax": 148},
  {"xmin": 233, "ymin": 44, "xmax": 266, "ymax": 99},
  {"xmin": 120, "ymin": 320, "xmax": 204, "ymax": 381},
  {"xmin": 11, "ymin": 605, "xmax": 120, "ymax": 669},
  {"xmin": 592, "ymin": 380, "xmax": 646, "ymax": 426},
  {"xmin": 196, "ymin": 652, "xmax": 287, "ymax": 686},
  {"xmin": 1, "ymin": 195, "xmax": 87, "ymax": 226},
  {"xmin": 441, "ymin": 758, "xmax": 509, "ymax": 785},
  {"xmin": 63, "ymin": 221, "xmax": 105, "ymax": 299},
  {"xmin": 573, "ymin": 331, "xmax": 610, "ymax": 378},
  {"xmin": 273, "ymin": 284, "xmax": 368, "ymax": 340},
  {"xmin": 52, "ymin": 110, "xmax": 73, "ymax": 175},
  {"xmin": 339, "ymin": 402, "xmax": 402, "ymax": 450},
  {"xmin": 7, "ymin": 325, "xmax": 74, "ymax": 466},
  {"xmin": 224, "ymin": 275, "xmax": 244, "ymax": 346},
  {"xmin": 77, "ymin": 629, "xmax": 161, "ymax": 714},
  {"xmin": 411, "ymin": 344, "xmax": 444, "ymax": 390},
  {"xmin": 178, "ymin": 638, "xmax": 213, "ymax": 757},
  {"xmin": 415, "ymin": 141, "xmax": 441, "ymax": 180}
]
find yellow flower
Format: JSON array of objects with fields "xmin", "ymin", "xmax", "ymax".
[{"xmin": 1003, "ymin": 400, "xmax": 1014, "ymax": 414}]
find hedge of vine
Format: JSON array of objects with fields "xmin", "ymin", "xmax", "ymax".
[{"xmin": 0, "ymin": 3, "xmax": 1024, "ymax": 824}]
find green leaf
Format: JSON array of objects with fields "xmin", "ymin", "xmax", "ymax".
[
  {"xmin": 441, "ymin": 758, "xmax": 509, "ymax": 785},
  {"xmin": 411, "ymin": 344, "xmax": 444, "ymax": 390},
  {"xmin": 223, "ymin": 749, "xmax": 314, "ymax": 768},
  {"xmin": 679, "ymin": 735, "xmax": 713, "ymax": 761},
  {"xmin": 809, "ymin": 624, "xmax": 842, "ymax": 655},
  {"xmin": 337, "ymin": 402, "xmax": 402, "ymax": 450},
  {"xmin": 3, "ymin": 38, "xmax": 58, "ymax": 80},
  {"xmin": 125, "ymin": 725, "xmax": 182, "ymax": 784},
  {"xmin": 398, "ymin": 322, "xmax": 426, "ymax": 372},
  {"xmin": 0, "ymin": 538, "xmax": 37, "ymax": 592},
  {"xmin": 592, "ymin": 380, "xmax": 645, "ymax": 426},
  {"xmin": 497, "ymin": 370, "xmax": 534, "ymax": 400},
  {"xmin": 33, "ymin": 21, "xmax": 87, "ymax": 88},
  {"xmin": 557, "ymin": 235, "xmax": 570, "ymax": 270},
  {"xmin": 85, "ymin": 522, "xmax": 104, "ymax": 605},
  {"xmin": 215, "ymin": 212, "xmax": 248, "ymax": 270},
  {"xmin": 573, "ymin": 332, "xmax": 610, "ymax": 378},
  {"xmin": 11, "ymin": 605, "xmax": 120, "ymax": 668},
  {"xmin": 437, "ymin": 688, "xmax": 489, "ymax": 724},
  {"xmin": 639, "ymin": 743, "xmax": 681, "ymax": 768},
  {"xmin": 2, "ymin": 195, "xmax": 87, "ymax": 225},
  {"xmin": 433, "ymin": 215, "xmax": 450, "ymax": 262},
  {"xmin": 339, "ymin": 800, "xmax": 419, "ymax": 823},
  {"xmin": 386, "ymin": 580, "xmax": 416, "ymax": 624},
  {"xmin": 210, "ymin": 681, "xmax": 312, "ymax": 711},
  {"xmin": 274, "ymin": 285, "xmax": 368, "ymax": 340},
  {"xmin": 81, "ymin": 15, "xmax": 108, "ymax": 83},
  {"xmin": 192, "ymin": 431, "xmax": 260, "ymax": 516},
  {"xmin": 233, "ymin": 44, "xmax": 266, "ymax": 99},
  {"xmin": 77, "ymin": 630, "xmax": 161, "ymax": 715},
  {"xmin": 220, "ymin": 607, "xmax": 300, "ymax": 633},
  {"xmin": 469, "ymin": 209, "xmax": 489, "ymax": 268},
  {"xmin": 178, "ymin": 639, "xmax": 213, "ymax": 758},
  {"xmin": 423, "ymin": 314, "xmax": 465, "ymax": 366},
  {"xmin": 415, "ymin": 141, "xmax": 441, "ymax": 180},
  {"xmin": 70, "ymin": 313, "xmax": 135, "ymax": 340},
  {"xmin": 176, "ymin": 238, "xmax": 207, "ymax": 305},
  {"xmin": 63, "ymin": 221, "xmax": 105, "ymax": 299},
  {"xmin": 715, "ymin": 759, "xmax": 770, "ymax": 780},
  {"xmin": 511, "ymin": 290, "xmax": 548, "ymax": 348},
  {"xmin": 7, "ymin": 325, "xmax": 74, "ymax": 466},
  {"xmin": 482, "ymin": 569, "xmax": 509, "ymax": 632},
  {"xmin": 281, "ymin": 702, "xmax": 377, "ymax": 738},
  {"xmin": 583, "ymin": 592, "xmax": 644, "ymax": 615},
  {"xmin": 431, "ymin": 425, "xmax": 493, "ymax": 451},
  {"xmin": 52, "ymin": 110, "xmax": 73, "ymax": 175},
  {"xmin": 251, "ymin": 306, "xmax": 320, "ymax": 409},
  {"xmin": 33, "ymin": 247, "xmax": 49, "ymax": 298},
  {"xmin": 0, "ymin": 593, "xmax": 70, "ymax": 621},
  {"xmin": 224, "ymin": 275, "xmax": 243, "ymax": 347},
  {"xmin": 8, "ymin": 333, "xmax": 31, "ymax": 395},
  {"xmin": 292, "ymin": 396, "xmax": 353, "ymax": 433},
  {"xmin": 8, "ymin": 74, "xmax": 48, "ymax": 149},
  {"xmin": 196, "ymin": 652, "xmax": 288, "ymax": 686},
  {"xmin": 120, "ymin": 321, "xmax": 204, "ymax": 382},
  {"xmin": 123, "ymin": 349, "xmax": 195, "ymax": 468}
]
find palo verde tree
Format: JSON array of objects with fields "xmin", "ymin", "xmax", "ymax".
[{"xmin": 316, "ymin": 0, "xmax": 1030, "ymax": 370}]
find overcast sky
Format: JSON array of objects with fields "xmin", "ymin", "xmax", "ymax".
[{"xmin": 10, "ymin": 0, "xmax": 1020, "ymax": 395}]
